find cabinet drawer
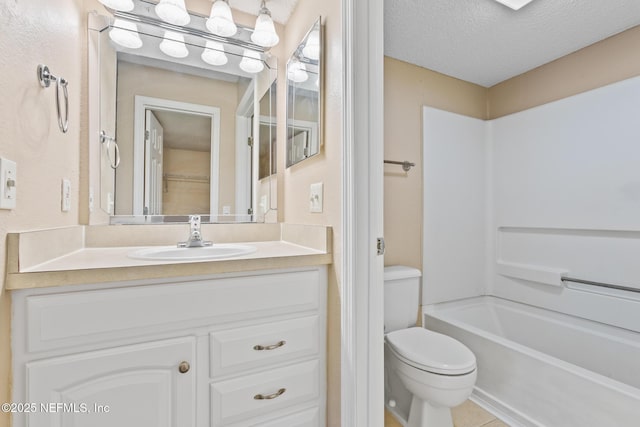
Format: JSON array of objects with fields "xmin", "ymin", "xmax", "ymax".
[
  {"xmin": 210, "ymin": 316, "xmax": 319, "ymax": 377},
  {"xmin": 226, "ymin": 407, "xmax": 320, "ymax": 427},
  {"xmin": 210, "ymin": 360, "xmax": 319, "ymax": 427},
  {"xmin": 24, "ymin": 269, "xmax": 320, "ymax": 353},
  {"xmin": 250, "ymin": 408, "xmax": 319, "ymax": 427}
]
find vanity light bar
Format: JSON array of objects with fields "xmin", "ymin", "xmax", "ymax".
[
  {"xmin": 493, "ymin": 0, "xmax": 535, "ymax": 10},
  {"xmin": 112, "ymin": 8, "xmax": 266, "ymax": 53}
]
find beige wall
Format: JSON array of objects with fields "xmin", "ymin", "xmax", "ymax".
[
  {"xmin": 488, "ymin": 25, "xmax": 640, "ymax": 119},
  {"xmin": 163, "ymin": 148, "xmax": 211, "ymax": 215},
  {"xmin": 0, "ymin": 0, "xmax": 86, "ymax": 425},
  {"xmin": 115, "ymin": 62, "xmax": 239, "ymax": 215},
  {"xmin": 281, "ymin": 2, "xmax": 342, "ymax": 425},
  {"xmin": 384, "ymin": 57, "xmax": 487, "ymax": 270}
]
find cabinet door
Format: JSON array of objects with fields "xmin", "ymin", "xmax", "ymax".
[{"xmin": 26, "ymin": 337, "xmax": 195, "ymax": 427}]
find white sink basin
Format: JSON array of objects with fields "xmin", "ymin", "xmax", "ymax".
[{"xmin": 128, "ymin": 244, "xmax": 256, "ymax": 261}]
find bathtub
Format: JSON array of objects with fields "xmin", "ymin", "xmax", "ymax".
[{"xmin": 423, "ymin": 296, "xmax": 640, "ymax": 427}]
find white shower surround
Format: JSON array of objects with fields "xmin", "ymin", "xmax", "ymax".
[{"xmin": 422, "ymin": 76, "xmax": 640, "ymax": 423}]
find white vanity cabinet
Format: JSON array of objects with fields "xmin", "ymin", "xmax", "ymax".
[{"xmin": 11, "ymin": 267, "xmax": 327, "ymax": 427}]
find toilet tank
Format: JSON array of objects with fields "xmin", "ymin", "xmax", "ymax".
[{"xmin": 384, "ymin": 266, "xmax": 422, "ymax": 333}]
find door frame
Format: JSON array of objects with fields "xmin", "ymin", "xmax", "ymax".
[
  {"xmin": 341, "ymin": 0, "xmax": 385, "ymax": 426},
  {"xmin": 133, "ymin": 96, "xmax": 221, "ymax": 216}
]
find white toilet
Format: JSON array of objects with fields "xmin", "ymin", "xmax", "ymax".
[{"xmin": 384, "ymin": 266, "xmax": 477, "ymax": 427}]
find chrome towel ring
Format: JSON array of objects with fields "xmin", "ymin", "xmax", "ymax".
[
  {"xmin": 100, "ymin": 130, "xmax": 121, "ymax": 169},
  {"xmin": 37, "ymin": 64, "xmax": 69, "ymax": 133}
]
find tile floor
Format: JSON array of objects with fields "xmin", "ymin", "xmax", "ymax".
[{"xmin": 384, "ymin": 400, "xmax": 509, "ymax": 427}]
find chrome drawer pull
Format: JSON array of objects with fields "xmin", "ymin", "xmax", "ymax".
[
  {"xmin": 254, "ymin": 388, "xmax": 286, "ymax": 400},
  {"xmin": 253, "ymin": 340, "xmax": 286, "ymax": 351}
]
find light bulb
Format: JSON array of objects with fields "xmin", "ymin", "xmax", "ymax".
[
  {"xmin": 206, "ymin": 0, "xmax": 237, "ymax": 37},
  {"xmin": 109, "ymin": 19, "xmax": 143, "ymax": 49},
  {"xmin": 287, "ymin": 60, "xmax": 308, "ymax": 83},
  {"xmin": 201, "ymin": 40, "xmax": 228, "ymax": 66},
  {"xmin": 155, "ymin": 0, "xmax": 190, "ymax": 26},
  {"xmin": 251, "ymin": 3, "xmax": 279, "ymax": 47},
  {"xmin": 98, "ymin": 0, "xmax": 134, "ymax": 11},
  {"xmin": 239, "ymin": 49, "xmax": 264, "ymax": 74},
  {"xmin": 302, "ymin": 29, "xmax": 320, "ymax": 61},
  {"xmin": 159, "ymin": 31, "xmax": 189, "ymax": 58}
]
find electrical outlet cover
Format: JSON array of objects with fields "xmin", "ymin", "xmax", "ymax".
[{"xmin": 61, "ymin": 178, "xmax": 71, "ymax": 212}]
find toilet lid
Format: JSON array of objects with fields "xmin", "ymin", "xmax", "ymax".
[{"xmin": 385, "ymin": 327, "xmax": 476, "ymax": 375}]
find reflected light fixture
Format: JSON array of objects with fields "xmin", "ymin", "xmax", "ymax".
[
  {"xmin": 159, "ymin": 31, "xmax": 189, "ymax": 58},
  {"xmin": 302, "ymin": 29, "xmax": 320, "ymax": 61},
  {"xmin": 155, "ymin": 0, "xmax": 191, "ymax": 25},
  {"xmin": 239, "ymin": 49, "xmax": 264, "ymax": 74},
  {"xmin": 98, "ymin": 0, "xmax": 134, "ymax": 11},
  {"xmin": 109, "ymin": 19, "xmax": 143, "ymax": 49},
  {"xmin": 201, "ymin": 40, "xmax": 228, "ymax": 66},
  {"xmin": 206, "ymin": 0, "xmax": 237, "ymax": 37},
  {"xmin": 251, "ymin": 0, "xmax": 279, "ymax": 48},
  {"xmin": 287, "ymin": 59, "xmax": 308, "ymax": 83},
  {"xmin": 493, "ymin": 0, "xmax": 535, "ymax": 10}
]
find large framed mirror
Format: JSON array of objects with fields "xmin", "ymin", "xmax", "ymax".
[
  {"xmin": 93, "ymin": 0, "xmax": 277, "ymax": 223},
  {"xmin": 286, "ymin": 18, "xmax": 322, "ymax": 168}
]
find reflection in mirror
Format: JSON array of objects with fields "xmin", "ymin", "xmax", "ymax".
[
  {"xmin": 95, "ymin": 0, "xmax": 277, "ymax": 223},
  {"xmin": 286, "ymin": 18, "xmax": 322, "ymax": 168}
]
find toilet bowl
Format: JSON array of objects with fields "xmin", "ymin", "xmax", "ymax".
[
  {"xmin": 383, "ymin": 266, "xmax": 477, "ymax": 427},
  {"xmin": 385, "ymin": 327, "xmax": 476, "ymax": 427}
]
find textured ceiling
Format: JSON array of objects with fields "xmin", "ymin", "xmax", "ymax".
[
  {"xmin": 229, "ymin": 0, "xmax": 298, "ymax": 24},
  {"xmin": 384, "ymin": 0, "xmax": 640, "ymax": 87}
]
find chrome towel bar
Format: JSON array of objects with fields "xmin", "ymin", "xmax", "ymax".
[
  {"xmin": 37, "ymin": 64, "xmax": 69, "ymax": 133},
  {"xmin": 561, "ymin": 276, "xmax": 640, "ymax": 294},
  {"xmin": 100, "ymin": 131, "xmax": 121, "ymax": 169},
  {"xmin": 384, "ymin": 160, "xmax": 415, "ymax": 172}
]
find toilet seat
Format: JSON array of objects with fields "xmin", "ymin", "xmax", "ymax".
[{"xmin": 385, "ymin": 327, "xmax": 476, "ymax": 375}]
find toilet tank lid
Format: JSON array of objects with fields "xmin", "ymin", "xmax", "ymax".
[{"xmin": 384, "ymin": 266, "xmax": 422, "ymax": 281}]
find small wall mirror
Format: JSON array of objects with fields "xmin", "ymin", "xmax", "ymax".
[
  {"xmin": 93, "ymin": 0, "xmax": 277, "ymax": 223},
  {"xmin": 286, "ymin": 18, "xmax": 322, "ymax": 168}
]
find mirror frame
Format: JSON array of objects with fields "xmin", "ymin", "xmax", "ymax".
[
  {"xmin": 90, "ymin": 3, "xmax": 279, "ymax": 223},
  {"xmin": 286, "ymin": 17, "xmax": 323, "ymax": 168}
]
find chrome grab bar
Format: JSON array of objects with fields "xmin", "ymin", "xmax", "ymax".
[
  {"xmin": 561, "ymin": 276, "xmax": 640, "ymax": 294},
  {"xmin": 100, "ymin": 131, "xmax": 121, "ymax": 169},
  {"xmin": 37, "ymin": 64, "xmax": 69, "ymax": 134}
]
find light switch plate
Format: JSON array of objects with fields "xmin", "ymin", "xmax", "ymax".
[
  {"xmin": 0, "ymin": 157, "xmax": 17, "ymax": 210},
  {"xmin": 310, "ymin": 182, "xmax": 323, "ymax": 213}
]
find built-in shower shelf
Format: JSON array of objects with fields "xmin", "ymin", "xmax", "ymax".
[{"xmin": 496, "ymin": 261, "xmax": 568, "ymax": 287}]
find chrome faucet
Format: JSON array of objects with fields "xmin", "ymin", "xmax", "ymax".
[{"xmin": 177, "ymin": 215, "xmax": 213, "ymax": 248}]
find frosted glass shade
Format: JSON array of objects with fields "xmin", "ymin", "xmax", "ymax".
[
  {"xmin": 98, "ymin": 0, "xmax": 134, "ymax": 11},
  {"xmin": 302, "ymin": 30, "xmax": 320, "ymax": 60},
  {"xmin": 206, "ymin": 0, "xmax": 237, "ymax": 37},
  {"xmin": 239, "ymin": 49, "xmax": 264, "ymax": 74},
  {"xmin": 109, "ymin": 19, "xmax": 143, "ymax": 49},
  {"xmin": 159, "ymin": 31, "xmax": 189, "ymax": 58},
  {"xmin": 251, "ymin": 13, "xmax": 279, "ymax": 47},
  {"xmin": 201, "ymin": 41, "xmax": 228, "ymax": 66},
  {"xmin": 287, "ymin": 60, "xmax": 308, "ymax": 83},
  {"xmin": 155, "ymin": 0, "xmax": 191, "ymax": 26}
]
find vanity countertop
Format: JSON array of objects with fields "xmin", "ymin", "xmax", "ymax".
[{"xmin": 5, "ymin": 224, "xmax": 332, "ymax": 290}]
